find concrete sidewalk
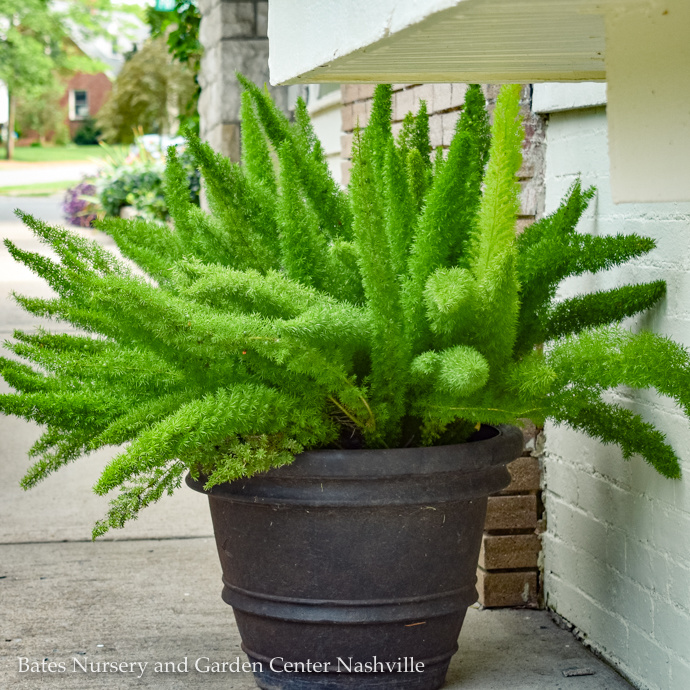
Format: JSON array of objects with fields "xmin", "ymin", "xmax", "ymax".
[
  {"xmin": 0, "ymin": 161, "xmax": 100, "ymax": 188},
  {"xmin": 0, "ymin": 198, "xmax": 635, "ymax": 689}
]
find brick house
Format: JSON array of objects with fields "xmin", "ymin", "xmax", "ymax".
[{"xmin": 14, "ymin": 64, "xmax": 112, "ymax": 146}]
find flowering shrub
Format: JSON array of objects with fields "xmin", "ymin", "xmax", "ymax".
[
  {"xmin": 97, "ymin": 158, "xmax": 168, "ymax": 221},
  {"xmin": 62, "ymin": 179, "xmax": 99, "ymax": 227},
  {"xmin": 63, "ymin": 147, "xmax": 201, "ymax": 226}
]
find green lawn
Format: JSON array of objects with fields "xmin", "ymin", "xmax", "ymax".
[
  {"xmin": 0, "ymin": 180, "xmax": 78, "ymax": 197},
  {"xmin": 0, "ymin": 145, "xmax": 126, "ymax": 163}
]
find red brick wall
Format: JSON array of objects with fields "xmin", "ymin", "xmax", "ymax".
[
  {"xmin": 60, "ymin": 72, "xmax": 112, "ymax": 139},
  {"xmin": 340, "ymin": 83, "xmax": 545, "ymax": 227}
]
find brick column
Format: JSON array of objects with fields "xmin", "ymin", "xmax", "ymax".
[{"xmin": 198, "ymin": 0, "xmax": 290, "ymax": 160}]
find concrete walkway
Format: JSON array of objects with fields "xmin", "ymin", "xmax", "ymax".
[{"xmin": 0, "ymin": 197, "xmax": 635, "ymax": 689}]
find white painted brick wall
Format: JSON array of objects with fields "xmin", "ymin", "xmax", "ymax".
[{"xmin": 541, "ymin": 105, "xmax": 690, "ymax": 690}]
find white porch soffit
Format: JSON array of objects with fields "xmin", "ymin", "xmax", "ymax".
[
  {"xmin": 270, "ymin": 0, "xmax": 609, "ymax": 85},
  {"xmin": 269, "ymin": 0, "xmax": 690, "ymax": 203}
]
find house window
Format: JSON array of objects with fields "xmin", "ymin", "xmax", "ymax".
[
  {"xmin": 315, "ymin": 83, "xmax": 340, "ymax": 99},
  {"xmin": 69, "ymin": 90, "xmax": 89, "ymax": 120}
]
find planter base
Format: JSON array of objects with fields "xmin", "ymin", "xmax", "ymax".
[{"xmin": 246, "ymin": 646, "xmax": 454, "ymax": 690}]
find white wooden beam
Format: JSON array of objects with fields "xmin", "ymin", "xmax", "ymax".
[{"xmin": 605, "ymin": 0, "xmax": 690, "ymax": 202}]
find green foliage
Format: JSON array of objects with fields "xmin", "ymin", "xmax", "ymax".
[
  {"xmin": 237, "ymin": 74, "xmax": 353, "ymax": 243},
  {"xmin": 0, "ymin": 0, "xmax": 120, "ymax": 157},
  {"xmin": 3, "ymin": 78, "xmax": 688, "ymax": 539},
  {"xmin": 403, "ymin": 84, "xmax": 491, "ymax": 353},
  {"xmin": 0, "ymin": 1, "xmax": 56, "ymax": 97},
  {"xmin": 0, "ymin": 0, "xmax": 115, "ymax": 94},
  {"xmin": 97, "ymin": 36, "xmax": 196, "ymax": 144},
  {"xmin": 15, "ymin": 80, "xmax": 68, "ymax": 145},
  {"xmin": 97, "ymin": 158, "xmax": 167, "ymax": 220},
  {"xmin": 73, "ymin": 118, "xmax": 102, "ymax": 146}
]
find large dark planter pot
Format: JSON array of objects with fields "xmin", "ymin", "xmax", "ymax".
[{"xmin": 186, "ymin": 424, "xmax": 523, "ymax": 690}]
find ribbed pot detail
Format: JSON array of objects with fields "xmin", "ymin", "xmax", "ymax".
[{"xmin": 187, "ymin": 424, "xmax": 523, "ymax": 690}]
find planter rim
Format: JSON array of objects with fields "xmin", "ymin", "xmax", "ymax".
[{"xmin": 186, "ymin": 424, "xmax": 523, "ymax": 506}]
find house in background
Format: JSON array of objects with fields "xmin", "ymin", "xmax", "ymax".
[{"xmin": 57, "ymin": 16, "xmax": 149, "ymax": 141}]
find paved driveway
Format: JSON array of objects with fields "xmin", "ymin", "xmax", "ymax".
[{"xmin": 0, "ymin": 194, "xmax": 64, "ymax": 223}]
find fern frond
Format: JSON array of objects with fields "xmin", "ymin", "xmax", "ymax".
[
  {"xmin": 92, "ymin": 461, "xmax": 186, "ymax": 538},
  {"xmin": 97, "ymin": 216, "xmax": 182, "ymax": 283},
  {"xmin": 15, "ymin": 210, "xmax": 124, "ymax": 275},
  {"xmin": 0, "ymin": 388, "xmax": 130, "ymax": 431},
  {"xmin": 542, "ymin": 281, "xmax": 666, "ymax": 342},
  {"xmin": 0, "ymin": 357, "xmax": 53, "ymax": 394},
  {"xmin": 383, "ymin": 139, "xmax": 414, "ymax": 279},
  {"xmin": 350, "ymin": 121, "xmax": 410, "ymax": 444},
  {"xmin": 411, "ymin": 99, "xmax": 432, "ymax": 168},
  {"xmin": 179, "ymin": 262, "xmax": 319, "ymax": 317},
  {"xmin": 240, "ymin": 89, "xmax": 277, "ymax": 195},
  {"xmin": 276, "ymin": 139, "xmax": 331, "ymax": 290},
  {"xmin": 404, "ymin": 85, "xmax": 490, "ymax": 352},
  {"xmin": 4, "ymin": 240, "xmax": 84, "ymax": 298},
  {"xmin": 93, "ymin": 384, "xmax": 296, "ymax": 494},
  {"xmin": 549, "ymin": 326, "xmax": 690, "ymax": 418},
  {"xmin": 515, "ymin": 181, "xmax": 658, "ymax": 354},
  {"xmin": 93, "ymin": 390, "xmax": 200, "ymax": 448},
  {"xmin": 551, "ymin": 396, "xmax": 681, "ymax": 479},
  {"xmin": 21, "ymin": 429, "xmax": 97, "ymax": 489},
  {"xmin": 468, "ymin": 84, "xmax": 523, "ymax": 279},
  {"xmin": 184, "ymin": 133, "xmax": 281, "ymax": 270},
  {"xmin": 239, "ymin": 75, "xmax": 352, "ymax": 241},
  {"xmin": 410, "ymin": 346, "xmax": 489, "ymax": 397}
]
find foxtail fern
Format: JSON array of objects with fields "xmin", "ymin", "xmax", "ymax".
[{"xmin": 3, "ymin": 80, "xmax": 688, "ymax": 538}]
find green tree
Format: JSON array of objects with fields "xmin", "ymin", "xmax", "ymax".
[
  {"xmin": 96, "ymin": 36, "xmax": 197, "ymax": 144},
  {"xmin": 146, "ymin": 1, "xmax": 201, "ymax": 134},
  {"xmin": 1, "ymin": 0, "xmax": 55, "ymax": 157},
  {"xmin": 15, "ymin": 80, "xmax": 69, "ymax": 145},
  {"xmin": 0, "ymin": 0, "xmax": 115, "ymax": 158}
]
